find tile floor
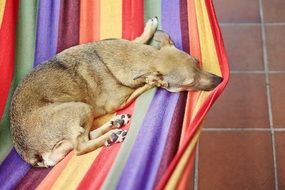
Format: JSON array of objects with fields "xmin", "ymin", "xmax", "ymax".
[{"xmin": 192, "ymin": 0, "xmax": 285, "ymax": 189}]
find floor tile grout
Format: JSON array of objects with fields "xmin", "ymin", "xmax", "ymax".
[
  {"xmin": 230, "ymin": 71, "xmax": 285, "ymax": 74},
  {"xmin": 194, "ymin": 142, "xmax": 199, "ymax": 190},
  {"xmin": 203, "ymin": 128, "xmax": 285, "ymax": 132},
  {"xmin": 259, "ymin": 0, "xmax": 279, "ymax": 189},
  {"xmin": 220, "ymin": 22, "xmax": 285, "ymax": 26}
]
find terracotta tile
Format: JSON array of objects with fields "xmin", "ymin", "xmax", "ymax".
[
  {"xmin": 220, "ymin": 25, "xmax": 263, "ymax": 70},
  {"xmin": 269, "ymin": 74, "xmax": 285, "ymax": 128},
  {"xmin": 263, "ymin": 0, "xmax": 285, "ymax": 23},
  {"xmin": 266, "ymin": 26, "xmax": 285, "ymax": 70},
  {"xmin": 213, "ymin": 0, "xmax": 260, "ymax": 23},
  {"xmin": 204, "ymin": 74, "xmax": 269, "ymax": 128},
  {"xmin": 198, "ymin": 132, "xmax": 275, "ymax": 190},
  {"xmin": 275, "ymin": 132, "xmax": 285, "ymax": 189}
]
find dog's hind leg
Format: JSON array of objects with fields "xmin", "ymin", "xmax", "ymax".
[
  {"xmin": 75, "ymin": 114, "xmax": 131, "ymax": 155},
  {"xmin": 133, "ymin": 17, "xmax": 158, "ymax": 44},
  {"xmin": 89, "ymin": 114, "xmax": 131, "ymax": 139},
  {"xmin": 75, "ymin": 129, "xmax": 128, "ymax": 155},
  {"xmin": 33, "ymin": 102, "xmax": 95, "ymax": 166}
]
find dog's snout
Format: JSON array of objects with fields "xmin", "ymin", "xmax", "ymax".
[{"xmin": 195, "ymin": 73, "xmax": 223, "ymax": 91}]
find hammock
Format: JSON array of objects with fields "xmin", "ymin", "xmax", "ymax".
[{"xmin": 0, "ymin": 0, "xmax": 229, "ymax": 189}]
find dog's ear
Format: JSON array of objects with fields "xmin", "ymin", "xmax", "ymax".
[
  {"xmin": 133, "ymin": 71, "xmax": 168, "ymax": 87},
  {"xmin": 153, "ymin": 30, "xmax": 175, "ymax": 48}
]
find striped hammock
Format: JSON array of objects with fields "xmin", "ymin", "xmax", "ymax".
[{"xmin": 0, "ymin": 0, "xmax": 229, "ymax": 189}]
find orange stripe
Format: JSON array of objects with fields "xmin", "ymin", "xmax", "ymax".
[
  {"xmin": 179, "ymin": 0, "xmax": 202, "ymax": 149},
  {"xmin": 176, "ymin": 147, "xmax": 196, "ymax": 190},
  {"xmin": 79, "ymin": 0, "xmax": 100, "ymax": 43}
]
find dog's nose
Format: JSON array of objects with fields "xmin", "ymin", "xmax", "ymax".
[{"xmin": 212, "ymin": 75, "xmax": 223, "ymax": 86}]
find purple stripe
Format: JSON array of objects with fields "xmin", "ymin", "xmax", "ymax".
[
  {"xmin": 34, "ymin": 0, "xmax": 60, "ymax": 66},
  {"xmin": 154, "ymin": 92, "xmax": 187, "ymax": 186},
  {"xmin": 116, "ymin": 90, "xmax": 179, "ymax": 190},
  {"xmin": 153, "ymin": 0, "xmax": 190, "ymax": 181},
  {"xmin": 161, "ymin": 0, "xmax": 183, "ymax": 50},
  {"xmin": 15, "ymin": 167, "xmax": 51, "ymax": 190},
  {"xmin": 0, "ymin": 148, "xmax": 30, "ymax": 190},
  {"xmin": 116, "ymin": 1, "xmax": 184, "ymax": 189}
]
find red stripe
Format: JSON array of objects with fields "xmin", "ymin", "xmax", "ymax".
[
  {"xmin": 76, "ymin": 102, "xmax": 135, "ymax": 190},
  {"xmin": 56, "ymin": 0, "xmax": 80, "ymax": 53},
  {"xmin": 122, "ymin": 0, "xmax": 144, "ymax": 40},
  {"xmin": 156, "ymin": 0, "xmax": 229, "ymax": 188},
  {"xmin": 0, "ymin": 0, "xmax": 19, "ymax": 119}
]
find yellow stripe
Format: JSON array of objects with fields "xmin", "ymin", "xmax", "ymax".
[
  {"xmin": 196, "ymin": 0, "xmax": 221, "ymax": 75},
  {"xmin": 51, "ymin": 150, "xmax": 101, "ymax": 190},
  {"xmin": 0, "ymin": 0, "xmax": 6, "ymax": 28},
  {"xmin": 190, "ymin": 0, "xmax": 221, "ymax": 120},
  {"xmin": 190, "ymin": 91, "xmax": 210, "ymax": 123},
  {"xmin": 100, "ymin": 0, "xmax": 122, "ymax": 39},
  {"xmin": 165, "ymin": 128, "xmax": 201, "ymax": 189}
]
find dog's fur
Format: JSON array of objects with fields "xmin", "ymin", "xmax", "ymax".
[{"xmin": 9, "ymin": 18, "xmax": 222, "ymax": 167}]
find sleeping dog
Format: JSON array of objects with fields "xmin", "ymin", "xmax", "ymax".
[{"xmin": 9, "ymin": 18, "xmax": 222, "ymax": 167}]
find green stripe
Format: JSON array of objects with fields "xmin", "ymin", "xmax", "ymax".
[
  {"xmin": 0, "ymin": 0, "xmax": 38, "ymax": 162},
  {"xmin": 144, "ymin": 0, "xmax": 161, "ymax": 49},
  {"xmin": 144, "ymin": 0, "xmax": 161, "ymax": 29},
  {"xmin": 101, "ymin": 2, "xmax": 162, "ymax": 188},
  {"xmin": 14, "ymin": 0, "xmax": 38, "ymax": 84},
  {"xmin": 101, "ymin": 88, "xmax": 156, "ymax": 190}
]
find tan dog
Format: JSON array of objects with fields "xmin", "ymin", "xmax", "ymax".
[{"xmin": 9, "ymin": 18, "xmax": 222, "ymax": 167}]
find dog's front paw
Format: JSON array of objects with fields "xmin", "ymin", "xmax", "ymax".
[
  {"xmin": 144, "ymin": 71, "xmax": 168, "ymax": 88},
  {"xmin": 145, "ymin": 17, "xmax": 158, "ymax": 33},
  {"xmin": 110, "ymin": 114, "xmax": 131, "ymax": 128},
  {"xmin": 105, "ymin": 129, "xmax": 128, "ymax": 147}
]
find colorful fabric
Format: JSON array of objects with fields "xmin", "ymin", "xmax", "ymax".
[{"xmin": 0, "ymin": 0, "xmax": 229, "ymax": 189}]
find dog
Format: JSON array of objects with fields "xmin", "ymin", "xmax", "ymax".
[{"xmin": 9, "ymin": 18, "xmax": 222, "ymax": 167}]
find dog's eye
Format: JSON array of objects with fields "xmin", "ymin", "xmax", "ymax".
[
  {"xmin": 185, "ymin": 78, "xmax": 194, "ymax": 85},
  {"xmin": 35, "ymin": 154, "xmax": 43, "ymax": 162}
]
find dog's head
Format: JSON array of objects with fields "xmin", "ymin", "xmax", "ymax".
[
  {"xmin": 160, "ymin": 47, "xmax": 222, "ymax": 92},
  {"xmin": 134, "ymin": 46, "xmax": 222, "ymax": 92},
  {"xmin": 13, "ymin": 137, "xmax": 73, "ymax": 168}
]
